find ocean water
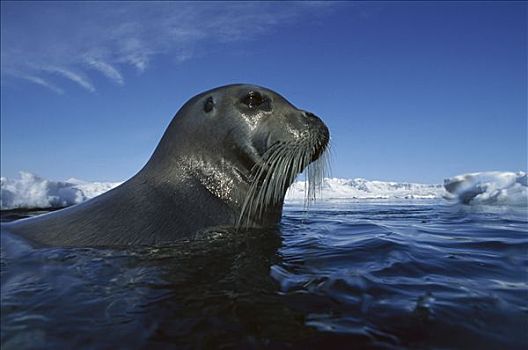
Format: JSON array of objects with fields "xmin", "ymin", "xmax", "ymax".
[{"xmin": 1, "ymin": 200, "xmax": 527, "ymax": 349}]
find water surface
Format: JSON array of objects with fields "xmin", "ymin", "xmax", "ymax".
[{"xmin": 1, "ymin": 200, "xmax": 527, "ymax": 349}]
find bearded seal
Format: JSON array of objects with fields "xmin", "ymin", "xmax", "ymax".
[{"xmin": 2, "ymin": 84, "xmax": 329, "ymax": 247}]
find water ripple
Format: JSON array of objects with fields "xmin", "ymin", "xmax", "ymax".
[{"xmin": 2, "ymin": 201, "xmax": 527, "ymax": 349}]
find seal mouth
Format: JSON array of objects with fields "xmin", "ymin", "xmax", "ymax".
[
  {"xmin": 302, "ymin": 111, "xmax": 330, "ymax": 164},
  {"xmin": 309, "ymin": 119, "xmax": 330, "ymax": 162},
  {"xmin": 237, "ymin": 113, "xmax": 330, "ymax": 228}
]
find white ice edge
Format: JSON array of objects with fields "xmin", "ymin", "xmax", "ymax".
[{"xmin": 1, "ymin": 171, "xmax": 526, "ymax": 210}]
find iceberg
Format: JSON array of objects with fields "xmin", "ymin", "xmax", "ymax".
[
  {"xmin": 444, "ymin": 171, "xmax": 527, "ymax": 207},
  {"xmin": 0, "ymin": 172, "xmax": 121, "ymax": 210}
]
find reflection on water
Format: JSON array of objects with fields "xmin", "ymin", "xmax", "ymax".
[{"xmin": 1, "ymin": 200, "xmax": 527, "ymax": 349}]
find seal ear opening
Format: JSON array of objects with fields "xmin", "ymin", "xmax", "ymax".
[{"xmin": 204, "ymin": 96, "xmax": 215, "ymax": 113}]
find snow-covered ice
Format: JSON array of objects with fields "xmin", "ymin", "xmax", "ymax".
[
  {"xmin": 444, "ymin": 171, "xmax": 527, "ymax": 207},
  {"xmin": 0, "ymin": 172, "xmax": 121, "ymax": 210},
  {"xmin": 286, "ymin": 178, "xmax": 444, "ymax": 201},
  {"xmin": 1, "ymin": 171, "xmax": 526, "ymax": 210},
  {"xmin": 1, "ymin": 172, "xmax": 444, "ymax": 210}
]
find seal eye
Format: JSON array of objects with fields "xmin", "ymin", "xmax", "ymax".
[
  {"xmin": 242, "ymin": 91, "xmax": 264, "ymax": 109},
  {"xmin": 204, "ymin": 96, "xmax": 215, "ymax": 113}
]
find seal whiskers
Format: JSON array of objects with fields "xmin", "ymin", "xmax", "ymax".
[{"xmin": 237, "ymin": 133, "xmax": 329, "ymax": 229}]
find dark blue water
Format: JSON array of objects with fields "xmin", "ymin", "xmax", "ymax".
[{"xmin": 1, "ymin": 200, "xmax": 527, "ymax": 349}]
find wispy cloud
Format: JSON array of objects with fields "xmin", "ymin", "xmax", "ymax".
[
  {"xmin": 21, "ymin": 76, "xmax": 64, "ymax": 95},
  {"xmin": 85, "ymin": 58, "xmax": 124, "ymax": 86},
  {"xmin": 0, "ymin": 2, "xmax": 331, "ymax": 94},
  {"xmin": 44, "ymin": 67, "xmax": 95, "ymax": 93}
]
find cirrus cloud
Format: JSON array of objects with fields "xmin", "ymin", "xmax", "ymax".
[{"xmin": 1, "ymin": 2, "xmax": 332, "ymax": 94}]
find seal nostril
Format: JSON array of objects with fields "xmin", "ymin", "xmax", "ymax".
[
  {"xmin": 304, "ymin": 111, "xmax": 326, "ymax": 131},
  {"xmin": 304, "ymin": 111, "xmax": 324, "ymax": 125}
]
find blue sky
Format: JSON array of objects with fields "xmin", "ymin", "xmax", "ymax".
[{"xmin": 1, "ymin": 2, "xmax": 526, "ymax": 183}]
